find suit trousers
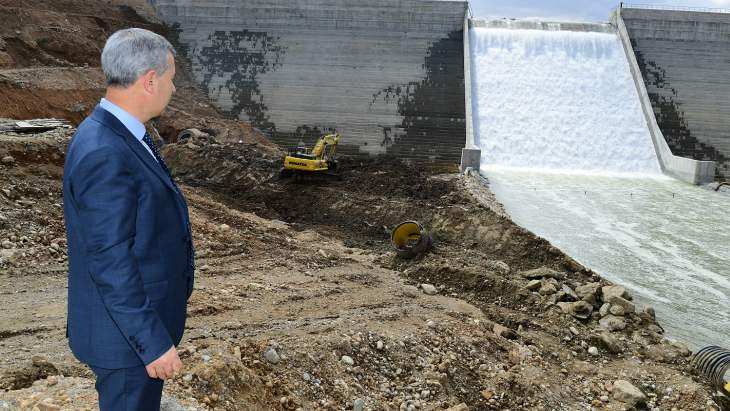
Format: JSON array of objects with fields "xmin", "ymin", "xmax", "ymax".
[{"xmin": 90, "ymin": 364, "xmax": 163, "ymax": 411}]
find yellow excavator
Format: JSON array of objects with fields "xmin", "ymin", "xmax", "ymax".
[{"xmin": 280, "ymin": 133, "xmax": 341, "ymax": 179}]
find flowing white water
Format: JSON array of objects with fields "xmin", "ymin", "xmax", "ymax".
[
  {"xmin": 470, "ymin": 27, "xmax": 730, "ymax": 348},
  {"xmin": 470, "ymin": 28, "xmax": 661, "ymax": 174}
]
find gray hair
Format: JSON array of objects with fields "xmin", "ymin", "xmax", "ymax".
[{"xmin": 101, "ymin": 28, "xmax": 176, "ymax": 88}]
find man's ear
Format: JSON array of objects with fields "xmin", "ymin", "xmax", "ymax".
[{"xmin": 141, "ymin": 70, "xmax": 158, "ymax": 94}]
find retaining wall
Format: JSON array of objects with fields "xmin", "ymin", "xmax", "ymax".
[
  {"xmin": 619, "ymin": 6, "xmax": 727, "ymax": 181},
  {"xmin": 152, "ymin": 0, "xmax": 468, "ymax": 164}
]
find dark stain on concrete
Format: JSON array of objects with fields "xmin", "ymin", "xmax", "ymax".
[
  {"xmin": 370, "ymin": 31, "xmax": 466, "ymax": 165},
  {"xmin": 632, "ymin": 41, "xmax": 727, "ymax": 179},
  {"xmin": 197, "ymin": 30, "xmax": 286, "ymax": 133}
]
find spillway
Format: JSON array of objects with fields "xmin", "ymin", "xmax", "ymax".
[
  {"xmin": 470, "ymin": 27, "xmax": 661, "ymax": 175},
  {"xmin": 470, "ymin": 25, "xmax": 729, "ymax": 348}
]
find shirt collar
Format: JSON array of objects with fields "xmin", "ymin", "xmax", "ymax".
[{"xmin": 99, "ymin": 98, "xmax": 146, "ymax": 141}]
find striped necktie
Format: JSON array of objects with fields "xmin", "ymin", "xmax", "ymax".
[{"xmin": 141, "ymin": 132, "xmax": 195, "ymax": 273}]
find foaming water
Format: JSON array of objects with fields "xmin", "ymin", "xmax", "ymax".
[
  {"xmin": 483, "ymin": 167, "xmax": 730, "ymax": 348},
  {"xmin": 470, "ymin": 28, "xmax": 661, "ymax": 174}
]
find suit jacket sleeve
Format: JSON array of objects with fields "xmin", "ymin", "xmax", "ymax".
[{"xmin": 70, "ymin": 146, "xmax": 173, "ymax": 365}]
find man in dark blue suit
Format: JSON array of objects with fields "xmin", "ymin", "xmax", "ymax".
[{"xmin": 63, "ymin": 28, "xmax": 194, "ymax": 410}]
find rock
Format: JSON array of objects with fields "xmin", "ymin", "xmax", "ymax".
[
  {"xmin": 538, "ymin": 282, "xmax": 558, "ymax": 295},
  {"xmin": 612, "ymin": 380, "xmax": 647, "ymax": 406},
  {"xmin": 402, "ymin": 285, "xmax": 420, "ymax": 298},
  {"xmin": 561, "ymin": 284, "xmax": 579, "ymax": 301},
  {"xmin": 569, "ymin": 326, "xmax": 579, "ymax": 336},
  {"xmin": 609, "ymin": 304, "xmax": 626, "ymax": 316},
  {"xmin": 599, "ymin": 303, "xmax": 611, "ymax": 317},
  {"xmin": 640, "ymin": 305, "xmax": 656, "ymax": 321},
  {"xmin": 218, "ymin": 223, "xmax": 231, "ymax": 232},
  {"xmin": 376, "ymin": 340, "xmax": 384, "ymax": 350},
  {"xmin": 46, "ymin": 375, "xmax": 58, "ymax": 386},
  {"xmin": 353, "ymin": 398, "xmax": 365, "ymax": 411},
  {"xmin": 341, "ymin": 355, "xmax": 354, "ymax": 366},
  {"xmin": 420, "ymin": 283, "xmax": 438, "ymax": 295},
  {"xmin": 602, "ymin": 285, "xmax": 631, "ymax": 302},
  {"xmin": 264, "ymin": 347, "xmax": 280, "ymax": 364},
  {"xmin": 591, "ymin": 333, "xmax": 624, "ymax": 354},
  {"xmin": 480, "ymin": 389, "xmax": 494, "ymax": 400},
  {"xmin": 520, "ymin": 267, "xmax": 566, "ymax": 280},
  {"xmin": 575, "ymin": 282, "xmax": 601, "ymax": 305},
  {"xmin": 588, "ymin": 346, "xmax": 599, "ymax": 356},
  {"xmin": 1, "ymin": 156, "xmax": 14, "ymax": 165},
  {"xmin": 525, "ymin": 279, "xmax": 542, "ymax": 291},
  {"xmin": 446, "ymin": 403, "xmax": 469, "ymax": 411},
  {"xmin": 558, "ymin": 300, "xmax": 593, "ymax": 320},
  {"xmin": 599, "ymin": 315, "xmax": 626, "ymax": 332},
  {"xmin": 485, "ymin": 260, "xmax": 510, "ymax": 275},
  {"xmin": 606, "ymin": 295, "xmax": 635, "ymax": 314},
  {"xmin": 493, "ymin": 323, "xmax": 519, "ymax": 340},
  {"xmin": 1, "ymin": 240, "xmax": 12, "ymax": 249}
]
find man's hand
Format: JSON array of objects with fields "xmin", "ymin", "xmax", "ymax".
[{"xmin": 145, "ymin": 346, "xmax": 182, "ymax": 380}]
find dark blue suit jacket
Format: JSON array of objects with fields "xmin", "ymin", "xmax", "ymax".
[{"xmin": 63, "ymin": 106, "xmax": 194, "ymax": 369}]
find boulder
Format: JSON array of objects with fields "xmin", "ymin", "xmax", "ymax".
[
  {"xmin": 602, "ymin": 285, "xmax": 630, "ymax": 302},
  {"xmin": 420, "ymin": 284, "xmax": 438, "ymax": 295},
  {"xmin": 605, "ymin": 295, "xmax": 635, "ymax": 314},
  {"xmin": 575, "ymin": 282, "xmax": 601, "ymax": 305},
  {"xmin": 539, "ymin": 282, "xmax": 558, "ymax": 295},
  {"xmin": 612, "ymin": 380, "xmax": 646, "ymax": 407},
  {"xmin": 525, "ymin": 279, "xmax": 542, "ymax": 291}
]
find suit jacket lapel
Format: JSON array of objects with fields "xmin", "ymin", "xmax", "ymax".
[{"xmin": 91, "ymin": 106, "xmax": 188, "ymax": 222}]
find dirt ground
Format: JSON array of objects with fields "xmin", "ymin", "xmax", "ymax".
[{"xmin": 0, "ymin": 1, "xmax": 724, "ymax": 410}]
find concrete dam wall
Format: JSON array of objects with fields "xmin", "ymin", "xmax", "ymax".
[
  {"xmin": 620, "ymin": 6, "xmax": 730, "ymax": 180},
  {"xmin": 151, "ymin": 0, "xmax": 468, "ymax": 164}
]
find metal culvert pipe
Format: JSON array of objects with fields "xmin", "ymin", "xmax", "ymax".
[
  {"xmin": 391, "ymin": 221, "xmax": 432, "ymax": 258},
  {"xmin": 691, "ymin": 346, "xmax": 730, "ymax": 409}
]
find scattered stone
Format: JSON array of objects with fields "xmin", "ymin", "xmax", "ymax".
[
  {"xmin": 45, "ymin": 375, "xmax": 58, "ymax": 386},
  {"xmin": 609, "ymin": 304, "xmax": 626, "ymax": 316},
  {"xmin": 353, "ymin": 398, "xmax": 365, "ymax": 411},
  {"xmin": 1, "ymin": 156, "xmax": 14, "ymax": 165},
  {"xmin": 520, "ymin": 267, "xmax": 566, "ymax": 280},
  {"xmin": 569, "ymin": 326, "xmax": 579, "ymax": 336},
  {"xmin": 376, "ymin": 340, "xmax": 384, "ymax": 350},
  {"xmin": 602, "ymin": 285, "xmax": 631, "ymax": 302},
  {"xmin": 561, "ymin": 284, "xmax": 579, "ymax": 301},
  {"xmin": 641, "ymin": 305, "xmax": 656, "ymax": 321},
  {"xmin": 525, "ymin": 279, "xmax": 542, "ymax": 291},
  {"xmin": 218, "ymin": 223, "xmax": 231, "ymax": 232},
  {"xmin": 588, "ymin": 346, "xmax": 599, "ymax": 356},
  {"xmin": 493, "ymin": 323, "xmax": 518, "ymax": 340},
  {"xmin": 599, "ymin": 315, "xmax": 626, "ymax": 332},
  {"xmin": 402, "ymin": 285, "xmax": 420, "ymax": 298},
  {"xmin": 446, "ymin": 403, "xmax": 469, "ymax": 411},
  {"xmin": 264, "ymin": 347, "xmax": 280, "ymax": 364},
  {"xmin": 606, "ymin": 295, "xmax": 635, "ymax": 314},
  {"xmin": 575, "ymin": 282, "xmax": 601, "ymax": 305},
  {"xmin": 1, "ymin": 240, "xmax": 12, "ymax": 249},
  {"xmin": 613, "ymin": 380, "xmax": 647, "ymax": 406},
  {"xmin": 485, "ymin": 260, "xmax": 510, "ymax": 275},
  {"xmin": 591, "ymin": 333, "xmax": 623, "ymax": 354},
  {"xmin": 599, "ymin": 303, "xmax": 611, "ymax": 317},
  {"xmin": 201, "ymin": 354, "xmax": 211, "ymax": 363},
  {"xmin": 538, "ymin": 282, "xmax": 558, "ymax": 295},
  {"xmin": 480, "ymin": 389, "xmax": 494, "ymax": 400},
  {"xmin": 341, "ymin": 355, "xmax": 354, "ymax": 366},
  {"xmin": 420, "ymin": 283, "xmax": 438, "ymax": 295},
  {"xmin": 557, "ymin": 301, "xmax": 593, "ymax": 320}
]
